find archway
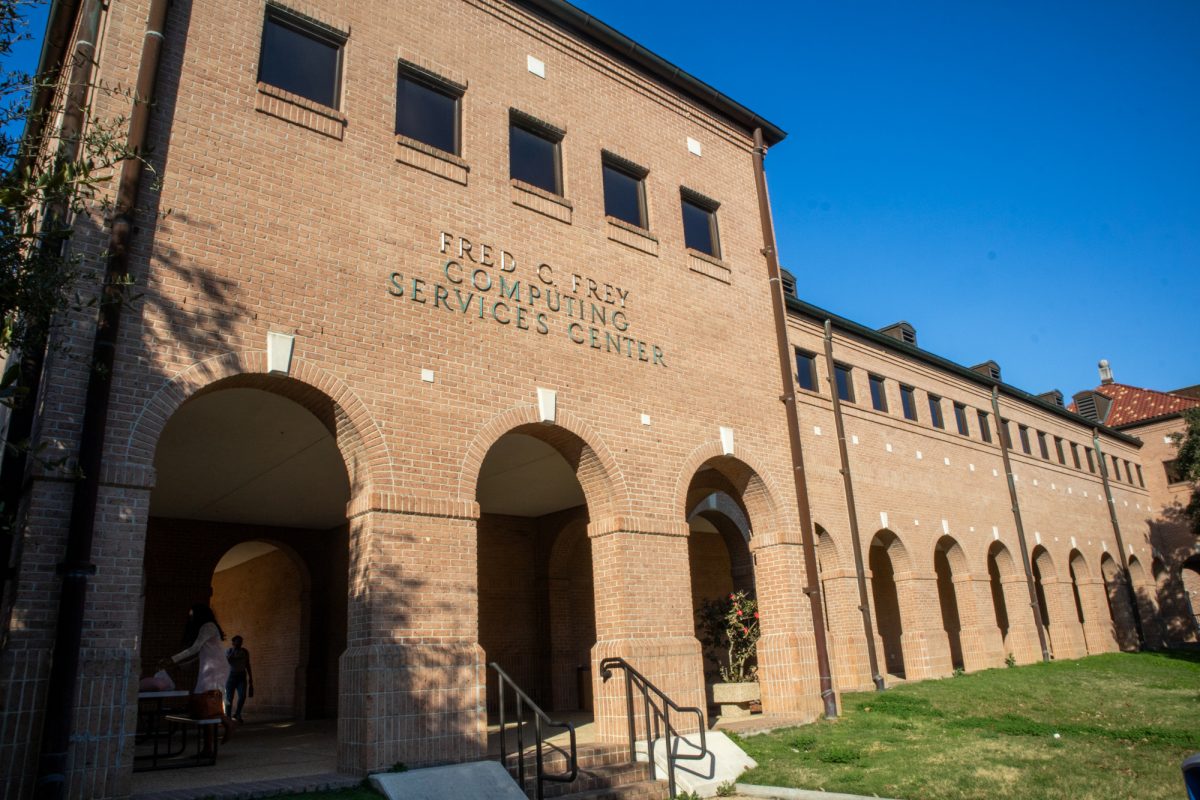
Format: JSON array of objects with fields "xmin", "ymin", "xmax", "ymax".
[
  {"xmin": 1101, "ymin": 553, "xmax": 1139, "ymax": 651},
  {"xmin": 1068, "ymin": 551, "xmax": 1086, "ymax": 628},
  {"xmin": 933, "ymin": 537, "xmax": 967, "ymax": 671},
  {"xmin": 869, "ymin": 530, "xmax": 908, "ymax": 678},
  {"xmin": 1068, "ymin": 549, "xmax": 1104, "ymax": 654},
  {"xmin": 138, "ymin": 382, "xmax": 352, "ymax": 773},
  {"xmin": 475, "ymin": 427, "xmax": 596, "ymax": 720},
  {"xmin": 1128, "ymin": 557, "xmax": 1162, "ymax": 647},
  {"xmin": 1182, "ymin": 556, "xmax": 1200, "ymax": 638},
  {"xmin": 987, "ymin": 542, "xmax": 1012, "ymax": 650},
  {"xmin": 1031, "ymin": 546, "xmax": 1054, "ymax": 656}
]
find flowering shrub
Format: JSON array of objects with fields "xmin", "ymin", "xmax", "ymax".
[{"xmin": 697, "ymin": 590, "xmax": 760, "ymax": 683}]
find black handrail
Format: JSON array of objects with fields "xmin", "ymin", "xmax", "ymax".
[
  {"xmin": 489, "ymin": 662, "xmax": 578, "ymax": 800},
  {"xmin": 598, "ymin": 657, "xmax": 708, "ymax": 798}
]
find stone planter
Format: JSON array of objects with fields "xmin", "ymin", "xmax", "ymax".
[{"xmin": 710, "ymin": 681, "xmax": 760, "ymax": 719}]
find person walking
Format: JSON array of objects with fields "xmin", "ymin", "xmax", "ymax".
[
  {"xmin": 159, "ymin": 603, "xmax": 235, "ymax": 755},
  {"xmin": 225, "ymin": 635, "xmax": 254, "ymax": 723}
]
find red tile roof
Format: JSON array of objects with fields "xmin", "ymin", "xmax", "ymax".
[{"xmin": 1070, "ymin": 383, "xmax": 1200, "ymax": 428}]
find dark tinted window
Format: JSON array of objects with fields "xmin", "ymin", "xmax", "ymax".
[
  {"xmin": 1086, "ymin": 447, "xmax": 1096, "ymax": 472},
  {"xmin": 259, "ymin": 11, "xmax": 342, "ymax": 108},
  {"xmin": 1018, "ymin": 425, "xmax": 1031, "ymax": 454},
  {"xmin": 900, "ymin": 385, "xmax": 917, "ymax": 421},
  {"xmin": 869, "ymin": 374, "xmax": 888, "ymax": 412},
  {"xmin": 954, "ymin": 402, "xmax": 969, "ymax": 435},
  {"xmin": 1056, "ymin": 438, "xmax": 1067, "ymax": 465},
  {"xmin": 796, "ymin": 349, "xmax": 818, "ymax": 392},
  {"xmin": 396, "ymin": 71, "xmax": 459, "ymax": 154},
  {"xmin": 603, "ymin": 162, "xmax": 646, "ymax": 228},
  {"xmin": 1111, "ymin": 456, "xmax": 1122, "ymax": 481},
  {"xmin": 1037, "ymin": 432, "xmax": 1050, "ymax": 459},
  {"xmin": 1000, "ymin": 420, "xmax": 1013, "ymax": 449},
  {"xmin": 977, "ymin": 410, "xmax": 992, "ymax": 443},
  {"xmin": 681, "ymin": 197, "xmax": 719, "ymax": 257},
  {"xmin": 928, "ymin": 394, "xmax": 945, "ymax": 428},
  {"xmin": 1135, "ymin": 464, "xmax": 1144, "ymax": 487},
  {"xmin": 510, "ymin": 123, "xmax": 561, "ymax": 194},
  {"xmin": 1071, "ymin": 443, "xmax": 1081, "ymax": 469},
  {"xmin": 834, "ymin": 363, "xmax": 854, "ymax": 403}
]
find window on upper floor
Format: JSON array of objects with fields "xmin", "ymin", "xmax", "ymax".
[
  {"xmin": 1055, "ymin": 437, "xmax": 1067, "ymax": 465},
  {"xmin": 395, "ymin": 64, "xmax": 462, "ymax": 154},
  {"xmin": 1135, "ymin": 463, "xmax": 1144, "ymax": 487},
  {"xmin": 834, "ymin": 363, "xmax": 855, "ymax": 403},
  {"xmin": 1018, "ymin": 425, "xmax": 1031, "ymax": 454},
  {"xmin": 680, "ymin": 188, "xmax": 720, "ymax": 258},
  {"xmin": 869, "ymin": 374, "xmax": 888, "ymax": 412},
  {"xmin": 900, "ymin": 385, "xmax": 918, "ymax": 421},
  {"xmin": 1000, "ymin": 420, "xmax": 1013, "ymax": 450},
  {"xmin": 796, "ymin": 349, "xmax": 818, "ymax": 392},
  {"xmin": 1085, "ymin": 447, "xmax": 1096, "ymax": 473},
  {"xmin": 259, "ymin": 6, "xmax": 345, "ymax": 108},
  {"xmin": 977, "ymin": 410, "xmax": 992, "ymax": 443},
  {"xmin": 928, "ymin": 394, "xmax": 945, "ymax": 429},
  {"xmin": 510, "ymin": 110, "xmax": 564, "ymax": 195},
  {"xmin": 1165, "ymin": 459, "xmax": 1185, "ymax": 484},
  {"xmin": 1070, "ymin": 442, "xmax": 1082, "ymax": 469},
  {"xmin": 1123, "ymin": 459, "xmax": 1134, "ymax": 484},
  {"xmin": 1037, "ymin": 431, "xmax": 1050, "ymax": 459},
  {"xmin": 953, "ymin": 402, "xmax": 969, "ymax": 436},
  {"xmin": 602, "ymin": 152, "xmax": 648, "ymax": 229},
  {"xmin": 1110, "ymin": 455, "xmax": 1122, "ymax": 481}
]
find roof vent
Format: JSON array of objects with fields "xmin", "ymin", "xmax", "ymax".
[
  {"xmin": 879, "ymin": 321, "xmax": 916, "ymax": 347},
  {"xmin": 1037, "ymin": 389, "xmax": 1064, "ymax": 408},
  {"xmin": 1099, "ymin": 359, "xmax": 1114, "ymax": 385},
  {"xmin": 780, "ymin": 268, "xmax": 797, "ymax": 298},
  {"xmin": 971, "ymin": 360, "xmax": 1002, "ymax": 381},
  {"xmin": 1073, "ymin": 390, "xmax": 1112, "ymax": 424}
]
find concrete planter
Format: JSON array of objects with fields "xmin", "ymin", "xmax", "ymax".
[{"xmin": 711, "ymin": 681, "xmax": 760, "ymax": 719}]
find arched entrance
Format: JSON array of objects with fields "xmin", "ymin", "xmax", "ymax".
[
  {"xmin": 933, "ymin": 536, "xmax": 966, "ymax": 672},
  {"xmin": 869, "ymin": 530, "xmax": 907, "ymax": 679},
  {"xmin": 1128, "ymin": 557, "xmax": 1162, "ymax": 647},
  {"xmin": 1100, "ymin": 553, "xmax": 1139, "ymax": 651},
  {"xmin": 137, "ymin": 380, "xmax": 352, "ymax": 778},
  {"xmin": 1182, "ymin": 556, "xmax": 1200, "ymax": 639},
  {"xmin": 986, "ymin": 541, "xmax": 1041, "ymax": 665},
  {"xmin": 1030, "ymin": 546, "xmax": 1054, "ymax": 656},
  {"xmin": 475, "ymin": 428, "xmax": 596, "ymax": 725},
  {"xmin": 1069, "ymin": 549, "xmax": 1113, "ymax": 655}
]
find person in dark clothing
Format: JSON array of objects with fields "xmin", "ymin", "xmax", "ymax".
[{"xmin": 224, "ymin": 635, "xmax": 254, "ymax": 722}]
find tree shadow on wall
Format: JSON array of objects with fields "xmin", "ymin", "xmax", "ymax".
[{"xmin": 1146, "ymin": 502, "xmax": 1200, "ymax": 646}]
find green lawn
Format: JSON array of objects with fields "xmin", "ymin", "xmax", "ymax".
[{"xmin": 735, "ymin": 651, "xmax": 1200, "ymax": 800}]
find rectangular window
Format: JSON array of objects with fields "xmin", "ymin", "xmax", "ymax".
[
  {"xmin": 953, "ymin": 402, "xmax": 969, "ymax": 436},
  {"xmin": 900, "ymin": 385, "xmax": 918, "ymax": 421},
  {"xmin": 1111, "ymin": 456, "xmax": 1122, "ymax": 481},
  {"xmin": 928, "ymin": 394, "xmax": 945, "ymax": 429},
  {"xmin": 1037, "ymin": 431, "xmax": 1050, "ymax": 459},
  {"xmin": 796, "ymin": 349, "xmax": 818, "ymax": 392},
  {"xmin": 977, "ymin": 410, "xmax": 992, "ymax": 443},
  {"xmin": 869, "ymin": 374, "xmax": 888, "ymax": 412},
  {"xmin": 834, "ymin": 363, "xmax": 855, "ymax": 403},
  {"xmin": 396, "ymin": 66, "xmax": 461, "ymax": 154},
  {"xmin": 1000, "ymin": 420, "xmax": 1013, "ymax": 450},
  {"xmin": 259, "ymin": 7, "xmax": 344, "ymax": 108},
  {"xmin": 1070, "ymin": 443, "xmax": 1082, "ymax": 469},
  {"xmin": 1135, "ymin": 464, "xmax": 1144, "ymax": 487},
  {"xmin": 1055, "ymin": 437, "xmax": 1067, "ymax": 465},
  {"xmin": 1165, "ymin": 460, "xmax": 1185, "ymax": 484},
  {"xmin": 1018, "ymin": 425, "xmax": 1031, "ymax": 454},
  {"xmin": 680, "ymin": 189, "xmax": 720, "ymax": 257},
  {"xmin": 1085, "ymin": 447, "xmax": 1096, "ymax": 473},
  {"xmin": 510, "ymin": 111, "xmax": 563, "ymax": 195},
  {"xmin": 1123, "ymin": 460, "xmax": 1134, "ymax": 484},
  {"xmin": 602, "ymin": 153, "xmax": 648, "ymax": 228}
]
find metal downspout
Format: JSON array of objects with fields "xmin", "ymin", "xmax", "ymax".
[
  {"xmin": 751, "ymin": 128, "xmax": 837, "ymax": 718},
  {"xmin": 35, "ymin": 1, "xmax": 170, "ymax": 796},
  {"xmin": 990, "ymin": 387, "xmax": 1051, "ymax": 662},
  {"xmin": 822, "ymin": 320, "xmax": 885, "ymax": 691},
  {"xmin": 1092, "ymin": 429, "xmax": 1145, "ymax": 649}
]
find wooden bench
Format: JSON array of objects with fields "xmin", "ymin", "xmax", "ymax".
[{"xmin": 161, "ymin": 715, "xmax": 221, "ymax": 767}]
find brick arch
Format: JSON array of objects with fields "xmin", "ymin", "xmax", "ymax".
[
  {"xmin": 123, "ymin": 351, "xmax": 394, "ymax": 498},
  {"xmin": 457, "ymin": 405, "xmax": 628, "ymax": 520},
  {"xmin": 815, "ymin": 524, "xmax": 842, "ymax": 572},
  {"xmin": 673, "ymin": 442, "xmax": 785, "ymax": 541},
  {"xmin": 1069, "ymin": 549, "xmax": 1091, "ymax": 581},
  {"xmin": 987, "ymin": 540, "xmax": 1018, "ymax": 578},
  {"xmin": 934, "ymin": 535, "xmax": 970, "ymax": 577},
  {"xmin": 1032, "ymin": 545, "xmax": 1056, "ymax": 580},
  {"xmin": 869, "ymin": 529, "xmax": 913, "ymax": 574}
]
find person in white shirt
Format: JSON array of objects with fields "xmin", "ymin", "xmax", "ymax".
[{"xmin": 159, "ymin": 603, "xmax": 236, "ymax": 754}]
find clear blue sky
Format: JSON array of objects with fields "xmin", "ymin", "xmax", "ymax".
[{"xmin": 5, "ymin": 1, "xmax": 1197, "ymax": 398}]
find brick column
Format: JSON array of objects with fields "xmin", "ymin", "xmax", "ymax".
[
  {"xmin": 1042, "ymin": 577, "xmax": 1087, "ymax": 660},
  {"xmin": 893, "ymin": 572, "xmax": 953, "ymax": 680},
  {"xmin": 953, "ymin": 575, "xmax": 1007, "ymax": 671},
  {"xmin": 999, "ymin": 573, "xmax": 1043, "ymax": 664},
  {"xmin": 1077, "ymin": 577, "xmax": 1118, "ymax": 655},
  {"xmin": 754, "ymin": 542, "xmax": 826, "ymax": 719},
  {"xmin": 338, "ymin": 499, "xmax": 485, "ymax": 774},
  {"xmin": 589, "ymin": 520, "xmax": 704, "ymax": 743},
  {"xmin": 820, "ymin": 568, "xmax": 874, "ymax": 692}
]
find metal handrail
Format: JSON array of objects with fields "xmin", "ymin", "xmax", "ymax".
[
  {"xmin": 598, "ymin": 656, "xmax": 708, "ymax": 798},
  {"xmin": 489, "ymin": 662, "xmax": 578, "ymax": 800}
]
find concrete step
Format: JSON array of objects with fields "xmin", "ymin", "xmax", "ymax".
[
  {"xmin": 501, "ymin": 742, "xmax": 632, "ymax": 773},
  {"xmin": 532, "ymin": 761, "xmax": 656, "ymax": 799},
  {"xmin": 552, "ymin": 780, "xmax": 669, "ymax": 800}
]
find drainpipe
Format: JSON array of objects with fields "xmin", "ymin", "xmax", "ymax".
[
  {"xmin": 751, "ymin": 128, "xmax": 837, "ymax": 718},
  {"xmin": 1092, "ymin": 429, "xmax": 1145, "ymax": 649},
  {"xmin": 35, "ymin": 1, "xmax": 170, "ymax": 796},
  {"xmin": 990, "ymin": 387, "xmax": 1051, "ymax": 663},
  {"xmin": 822, "ymin": 320, "xmax": 885, "ymax": 691}
]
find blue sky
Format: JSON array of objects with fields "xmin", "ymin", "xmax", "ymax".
[{"xmin": 5, "ymin": 1, "xmax": 1197, "ymax": 398}]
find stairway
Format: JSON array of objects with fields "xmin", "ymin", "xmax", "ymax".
[{"xmin": 498, "ymin": 743, "xmax": 668, "ymax": 800}]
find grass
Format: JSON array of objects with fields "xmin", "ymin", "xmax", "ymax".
[{"xmin": 735, "ymin": 651, "xmax": 1200, "ymax": 800}]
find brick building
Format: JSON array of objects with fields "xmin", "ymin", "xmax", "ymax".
[{"xmin": 0, "ymin": 1, "xmax": 1191, "ymax": 798}]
